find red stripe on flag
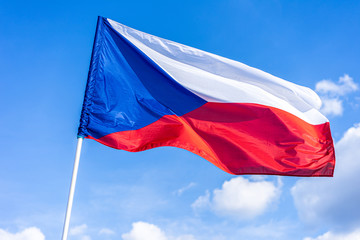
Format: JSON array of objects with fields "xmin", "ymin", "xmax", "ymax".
[{"xmin": 87, "ymin": 102, "xmax": 335, "ymax": 176}]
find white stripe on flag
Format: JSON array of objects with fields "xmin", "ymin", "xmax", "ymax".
[{"xmin": 108, "ymin": 18, "xmax": 328, "ymax": 125}]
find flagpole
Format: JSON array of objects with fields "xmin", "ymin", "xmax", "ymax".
[{"xmin": 61, "ymin": 137, "xmax": 83, "ymax": 240}]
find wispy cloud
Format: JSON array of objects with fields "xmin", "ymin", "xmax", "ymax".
[
  {"xmin": 192, "ymin": 177, "xmax": 282, "ymax": 220},
  {"xmin": 0, "ymin": 227, "xmax": 45, "ymax": 240},
  {"xmin": 99, "ymin": 228, "xmax": 115, "ymax": 236},
  {"xmin": 69, "ymin": 224, "xmax": 91, "ymax": 240},
  {"xmin": 191, "ymin": 190, "xmax": 211, "ymax": 210},
  {"xmin": 236, "ymin": 220, "xmax": 294, "ymax": 239},
  {"xmin": 70, "ymin": 224, "xmax": 88, "ymax": 235},
  {"xmin": 304, "ymin": 228, "xmax": 360, "ymax": 240},
  {"xmin": 122, "ymin": 222, "xmax": 167, "ymax": 240},
  {"xmin": 121, "ymin": 221, "xmax": 196, "ymax": 240},
  {"xmin": 174, "ymin": 182, "xmax": 196, "ymax": 196},
  {"xmin": 316, "ymin": 74, "xmax": 358, "ymax": 96},
  {"xmin": 319, "ymin": 98, "xmax": 343, "ymax": 116},
  {"xmin": 315, "ymin": 74, "xmax": 358, "ymax": 116}
]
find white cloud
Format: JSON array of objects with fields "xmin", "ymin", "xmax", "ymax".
[
  {"xmin": 99, "ymin": 228, "xmax": 115, "ymax": 235},
  {"xmin": 237, "ymin": 220, "xmax": 292, "ymax": 239},
  {"xmin": 292, "ymin": 124, "xmax": 360, "ymax": 228},
  {"xmin": 69, "ymin": 224, "xmax": 91, "ymax": 240},
  {"xmin": 304, "ymin": 228, "xmax": 360, "ymax": 240},
  {"xmin": 174, "ymin": 182, "xmax": 196, "ymax": 196},
  {"xmin": 191, "ymin": 190, "xmax": 210, "ymax": 210},
  {"xmin": 70, "ymin": 224, "xmax": 87, "ymax": 236},
  {"xmin": 192, "ymin": 177, "xmax": 281, "ymax": 219},
  {"xmin": 319, "ymin": 98, "xmax": 343, "ymax": 116},
  {"xmin": 316, "ymin": 74, "xmax": 358, "ymax": 96},
  {"xmin": 122, "ymin": 222, "xmax": 167, "ymax": 240},
  {"xmin": 0, "ymin": 227, "xmax": 45, "ymax": 240},
  {"xmin": 316, "ymin": 80, "xmax": 343, "ymax": 95},
  {"xmin": 122, "ymin": 222, "xmax": 196, "ymax": 240},
  {"xmin": 174, "ymin": 235, "xmax": 197, "ymax": 240},
  {"xmin": 315, "ymin": 74, "xmax": 358, "ymax": 116}
]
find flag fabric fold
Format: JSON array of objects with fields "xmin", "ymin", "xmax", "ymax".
[{"xmin": 78, "ymin": 16, "xmax": 335, "ymax": 176}]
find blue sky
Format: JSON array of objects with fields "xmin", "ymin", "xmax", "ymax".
[{"xmin": 1, "ymin": 0, "xmax": 360, "ymax": 239}]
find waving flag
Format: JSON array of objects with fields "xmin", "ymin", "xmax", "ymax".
[{"xmin": 78, "ymin": 16, "xmax": 335, "ymax": 176}]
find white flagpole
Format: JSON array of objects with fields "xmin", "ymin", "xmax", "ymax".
[{"xmin": 61, "ymin": 137, "xmax": 84, "ymax": 240}]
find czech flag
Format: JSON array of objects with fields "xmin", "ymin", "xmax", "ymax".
[{"xmin": 78, "ymin": 17, "xmax": 335, "ymax": 177}]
